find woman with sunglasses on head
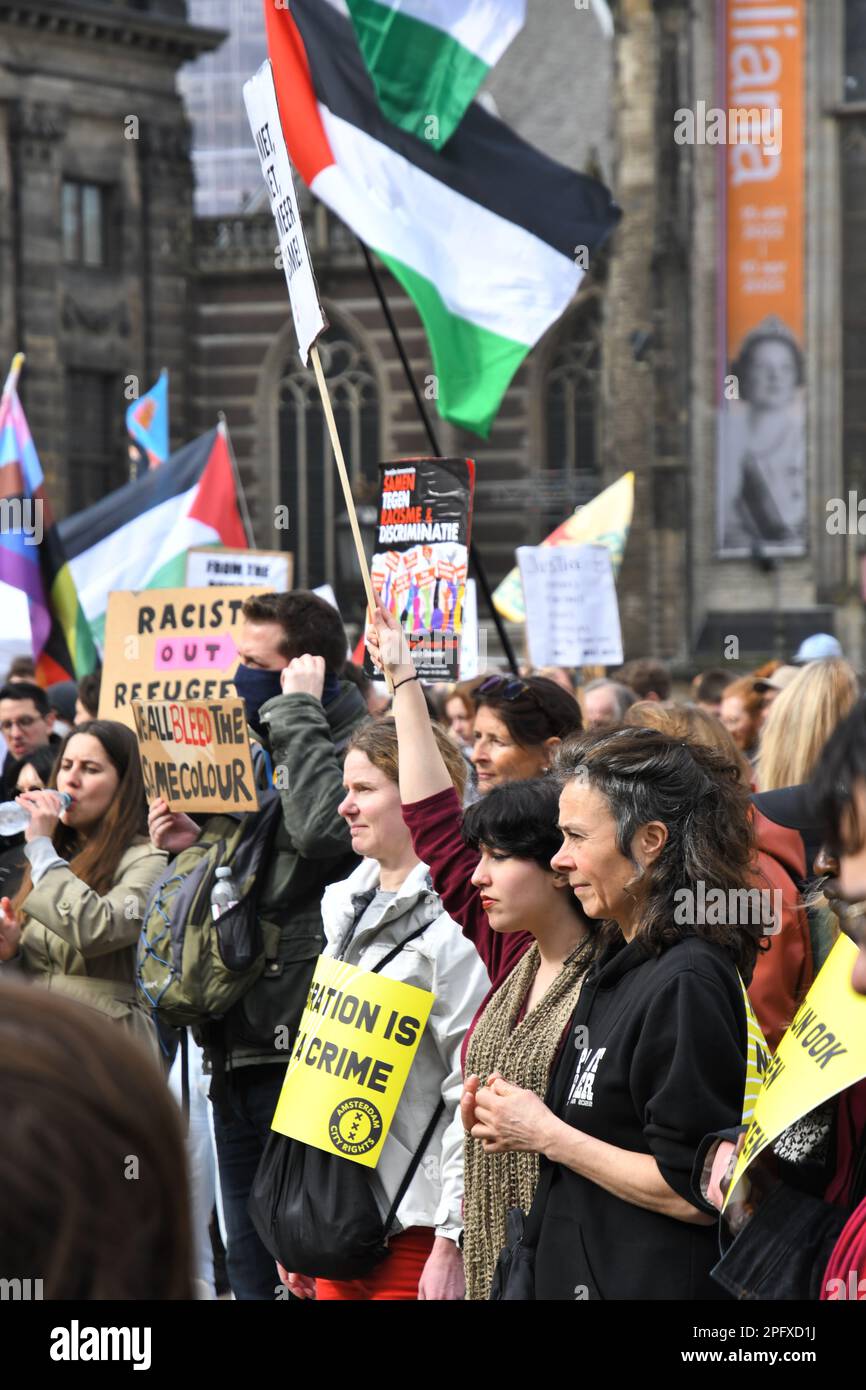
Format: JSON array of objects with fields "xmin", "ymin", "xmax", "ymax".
[{"xmin": 367, "ymin": 604, "xmax": 593, "ymax": 1298}]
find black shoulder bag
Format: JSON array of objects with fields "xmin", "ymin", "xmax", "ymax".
[{"xmin": 248, "ymin": 924, "xmax": 445, "ymax": 1281}]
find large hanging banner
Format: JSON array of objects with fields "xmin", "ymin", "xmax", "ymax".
[
  {"xmin": 717, "ymin": 0, "xmax": 806, "ymax": 557},
  {"xmin": 271, "ymin": 954, "xmax": 434, "ymax": 1168},
  {"xmin": 368, "ymin": 457, "xmax": 475, "ymax": 681},
  {"xmin": 98, "ymin": 586, "xmax": 265, "ymax": 730},
  {"xmin": 724, "ymin": 936, "xmax": 866, "ymax": 1209}
]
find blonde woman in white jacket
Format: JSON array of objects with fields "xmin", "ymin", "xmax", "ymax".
[{"xmin": 279, "ymin": 716, "xmax": 489, "ymax": 1302}]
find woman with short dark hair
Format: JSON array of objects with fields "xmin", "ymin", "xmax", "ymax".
[
  {"xmin": 366, "ymin": 605, "xmax": 594, "ymax": 1299},
  {"xmin": 466, "ymin": 726, "xmax": 759, "ymax": 1300}
]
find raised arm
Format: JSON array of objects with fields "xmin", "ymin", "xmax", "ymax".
[{"xmin": 366, "ymin": 601, "xmax": 453, "ymax": 803}]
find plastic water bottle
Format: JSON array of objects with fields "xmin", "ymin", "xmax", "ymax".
[
  {"xmin": 0, "ymin": 791, "xmax": 72, "ymax": 836},
  {"xmin": 210, "ymin": 866, "xmax": 240, "ymax": 921}
]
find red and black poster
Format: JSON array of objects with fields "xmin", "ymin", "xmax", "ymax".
[{"xmin": 369, "ymin": 457, "xmax": 475, "ymax": 681}]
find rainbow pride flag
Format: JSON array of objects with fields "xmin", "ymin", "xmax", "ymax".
[{"xmin": 0, "ymin": 357, "xmax": 98, "ymax": 682}]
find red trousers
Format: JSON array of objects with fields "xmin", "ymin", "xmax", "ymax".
[{"xmin": 316, "ymin": 1227, "xmax": 435, "ymax": 1301}]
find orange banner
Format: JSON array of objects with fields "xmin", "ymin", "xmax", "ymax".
[{"xmin": 718, "ymin": 0, "xmax": 806, "ymax": 557}]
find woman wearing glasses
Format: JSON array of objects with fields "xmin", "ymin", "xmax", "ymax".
[
  {"xmin": 0, "ymin": 720, "xmax": 166, "ymax": 1051},
  {"xmin": 366, "ymin": 604, "xmax": 591, "ymax": 1298}
]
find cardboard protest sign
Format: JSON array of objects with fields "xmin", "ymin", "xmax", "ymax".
[
  {"xmin": 724, "ymin": 935, "xmax": 866, "ymax": 1209},
  {"xmin": 271, "ymin": 954, "xmax": 434, "ymax": 1168},
  {"xmin": 243, "ymin": 60, "xmax": 328, "ymax": 365},
  {"xmin": 517, "ymin": 543, "xmax": 623, "ymax": 667},
  {"xmin": 99, "ymin": 586, "xmax": 264, "ymax": 730},
  {"xmin": 186, "ymin": 547, "xmax": 292, "ymax": 591},
  {"xmin": 131, "ymin": 697, "xmax": 258, "ymax": 814},
  {"xmin": 368, "ymin": 457, "xmax": 475, "ymax": 681}
]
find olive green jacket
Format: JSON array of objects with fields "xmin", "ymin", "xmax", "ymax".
[
  {"xmin": 209, "ymin": 682, "xmax": 368, "ymax": 1071},
  {"xmin": 7, "ymin": 836, "xmax": 167, "ymax": 1052}
]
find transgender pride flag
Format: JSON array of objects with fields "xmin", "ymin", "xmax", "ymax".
[{"xmin": 0, "ymin": 356, "xmax": 97, "ymax": 683}]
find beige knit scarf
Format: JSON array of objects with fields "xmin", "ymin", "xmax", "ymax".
[{"xmin": 463, "ymin": 937, "xmax": 592, "ymax": 1301}]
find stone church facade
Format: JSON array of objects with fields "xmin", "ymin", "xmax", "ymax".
[{"xmin": 4, "ymin": 0, "xmax": 866, "ymax": 669}]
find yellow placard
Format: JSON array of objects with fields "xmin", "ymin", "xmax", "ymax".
[
  {"xmin": 724, "ymin": 936, "xmax": 866, "ymax": 1209},
  {"xmin": 271, "ymin": 954, "xmax": 435, "ymax": 1168}
]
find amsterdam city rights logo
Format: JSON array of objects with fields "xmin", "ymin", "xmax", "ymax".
[{"xmin": 329, "ymin": 1098, "xmax": 384, "ymax": 1156}]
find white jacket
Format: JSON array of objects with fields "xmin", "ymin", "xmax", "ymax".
[{"xmin": 320, "ymin": 858, "xmax": 490, "ymax": 1244}]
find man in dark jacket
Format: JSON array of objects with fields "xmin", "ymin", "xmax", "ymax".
[{"xmin": 151, "ymin": 590, "xmax": 368, "ymax": 1300}]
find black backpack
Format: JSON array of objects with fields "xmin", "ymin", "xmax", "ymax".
[{"xmin": 247, "ymin": 924, "xmax": 444, "ymax": 1280}]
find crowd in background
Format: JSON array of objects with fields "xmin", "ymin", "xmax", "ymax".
[{"xmin": 1, "ymin": 601, "xmax": 865, "ymax": 1304}]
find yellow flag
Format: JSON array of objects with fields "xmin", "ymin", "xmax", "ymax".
[
  {"xmin": 270, "ymin": 954, "xmax": 435, "ymax": 1168},
  {"xmin": 724, "ymin": 936, "xmax": 866, "ymax": 1208},
  {"xmin": 492, "ymin": 472, "xmax": 635, "ymax": 623}
]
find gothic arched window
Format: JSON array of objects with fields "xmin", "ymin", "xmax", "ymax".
[
  {"xmin": 277, "ymin": 326, "xmax": 381, "ymax": 606},
  {"xmin": 541, "ymin": 303, "xmax": 602, "ymax": 529}
]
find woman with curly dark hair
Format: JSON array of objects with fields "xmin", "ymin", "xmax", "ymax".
[{"xmin": 466, "ymin": 725, "xmax": 762, "ymax": 1300}]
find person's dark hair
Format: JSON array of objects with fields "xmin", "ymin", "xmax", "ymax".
[
  {"xmin": 4, "ymin": 655, "xmax": 36, "ymax": 682},
  {"xmin": 76, "ymin": 670, "xmax": 102, "ymax": 720},
  {"xmin": 0, "ymin": 983, "xmax": 193, "ymax": 1298},
  {"xmin": 812, "ymin": 697, "xmax": 866, "ymax": 857},
  {"xmin": 9, "ymin": 742, "xmax": 58, "ymax": 792},
  {"xmin": 241, "ymin": 590, "xmax": 347, "ymax": 672},
  {"xmin": 732, "ymin": 329, "xmax": 805, "ymax": 403},
  {"xmin": 12, "ymin": 720, "xmax": 148, "ymax": 914},
  {"xmin": 473, "ymin": 675, "xmax": 582, "ymax": 748},
  {"xmin": 615, "ymin": 659, "xmax": 671, "ymax": 702},
  {"xmin": 555, "ymin": 726, "xmax": 760, "ymax": 977},
  {"xmin": 462, "ymin": 777, "xmax": 590, "ymax": 926},
  {"xmin": 0, "ymin": 680, "xmax": 50, "ymax": 716},
  {"xmin": 694, "ymin": 668, "xmax": 736, "ymax": 705}
]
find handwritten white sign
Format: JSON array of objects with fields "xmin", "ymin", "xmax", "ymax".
[
  {"xmin": 517, "ymin": 543, "xmax": 623, "ymax": 667},
  {"xmin": 243, "ymin": 60, "xmax": 328, "ymax": 364}
]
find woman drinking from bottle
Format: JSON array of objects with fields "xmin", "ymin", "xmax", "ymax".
[{"xmin": 0, "ymin": 720, "xmax": 166, "ymax": 1051}]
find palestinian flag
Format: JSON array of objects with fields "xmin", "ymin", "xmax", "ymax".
[
  {"xmin": 0, "ymin": 362, "xmax": 98, "ymax": 683},
  {"xmin": 344, "ymin": 0, "xmax": 525, "ymax": 148},
  {"xmin": 58, "ymin": 423, "xmax": 248, "ymax": 650},
  {"xmin": 264, "ymin": 0, "xmax": 620, "ymax": 438}
]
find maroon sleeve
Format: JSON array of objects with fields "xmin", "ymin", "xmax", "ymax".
[{"xmin": 401, "ymin": 786, "xmax": 532, "ymax": 982}]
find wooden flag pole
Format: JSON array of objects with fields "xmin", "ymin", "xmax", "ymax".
[
  {"xmin": 2, "ymin": 351, "xmax": 25, "ymax": 402},
  {"xmin": 309, "ymin": 342, "xmax": 394, "ymax": 694}
]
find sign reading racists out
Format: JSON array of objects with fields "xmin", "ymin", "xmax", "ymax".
[
  {"xmin": 367, "ymin": 457, "xmax": 475, "ymax": 681},
  {"xmin": 270, "ymin": 954, "xmax": 434, "ymax": 1168},
  {"xmin": 186, "ymin": 547, "xmax": 293, "ymax": 591},
  {"xmin": 99, "ymin": 586, "xmax": 265, "ymax": 730},
  {"xmin": 517, "ymin": 542, "xmax": 624, "ymax": 668},
  {"xmin": 724, "ymin": 935, "xmax": 866, "ymax": 1210},
  {"xmin": 131, "ymin": 697, "xmax": 258, "ymax": 814},
  {"xmin": 243, "ymin": 60, "xmax": 328, "ymax": 365}
]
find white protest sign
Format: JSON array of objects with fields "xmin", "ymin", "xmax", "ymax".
[
  {"xmin": 459, "ymin": 579, "xmax": 480, "ymax": 679},
  {"xmin": 243, "ymin": 60, "xmax": 328, "ymax": 364},
  {"xmin": 186, "ymin": 547, "xmax": 292, "ymax": 591},
  {"xmin": 517, "ymin": 543, "xmax": 623, "ymax": 667}
]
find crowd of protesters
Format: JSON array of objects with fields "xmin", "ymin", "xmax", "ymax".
[{"xmin": 1, "ymin": 595, "xmax": 865, "ymax": 1303}]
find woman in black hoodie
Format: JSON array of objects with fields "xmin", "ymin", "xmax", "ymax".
[{"xmin": 464, "ymin": 726, "xmax": 763, "ymax": 1300}]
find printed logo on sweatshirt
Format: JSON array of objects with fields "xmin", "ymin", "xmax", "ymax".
[{"xmin": 568, "ymin": 1047, "xmax": 607, "ymax": 1107}]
